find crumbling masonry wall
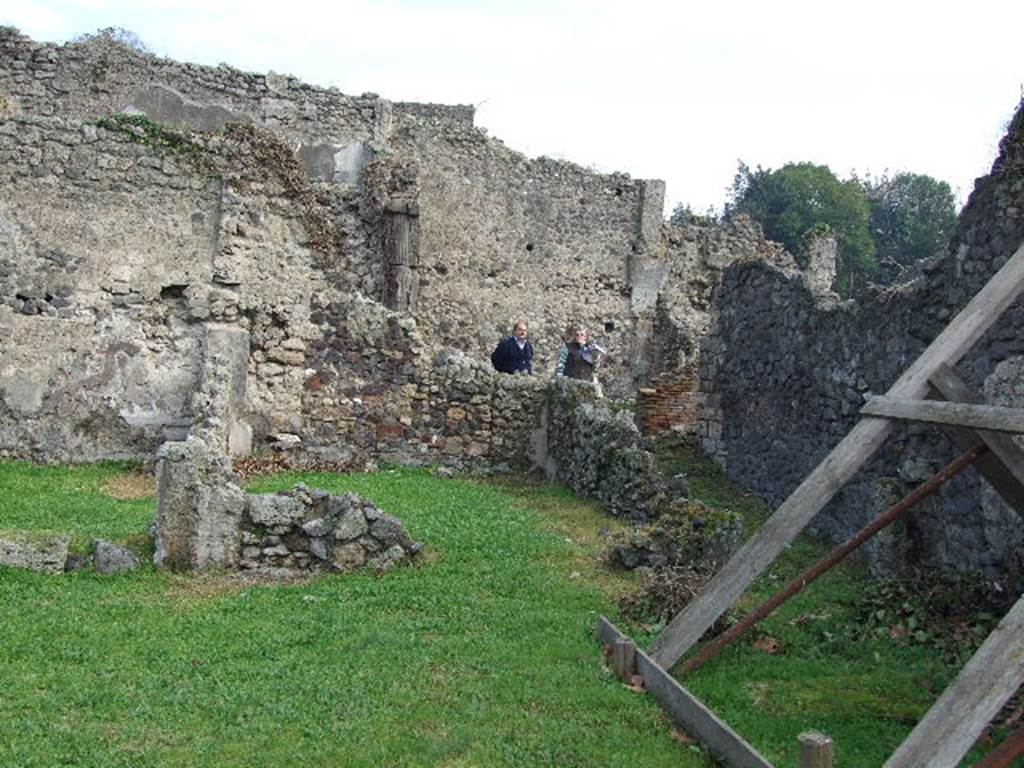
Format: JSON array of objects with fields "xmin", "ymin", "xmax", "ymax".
[
  {"xmin": 0, "ymin": 29, "xmax": 679, "ymax": 394},
  {"xmin": 1, "ymin": 27, "xmax": 791, "ymax": 467},
  {"xmin": 701, "ymin": 102, "xmax": 1024, "ymax": 580},
  {"xmin": 1, "ymin": 27, "xmax": 753, "ymax": 462}
]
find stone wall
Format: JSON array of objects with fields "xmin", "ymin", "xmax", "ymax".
[
  {"xmin": 700, "ymin": 102, "xmax": 1024, "ymax": 579},
  {"xmin": 3, "ymin": 25, "xmax": 902, "ymax": 563},
  {"xmin": 544, "ymin": 379, "xmax": 666, "ymax": 522},
  {"xmin": 0, "ymin": 28, "xmax": 688, "ymax": 397},
  {"xmin": 636, "ymin": 363, "xmax": 701, "ymax": 436},
  {"xmin": 241, "ymin": 486, "xmax": 422, "ymax": 574},
  {"xmin": 0, "ymin": 114, "xmax": 215, "ymax": 460}
]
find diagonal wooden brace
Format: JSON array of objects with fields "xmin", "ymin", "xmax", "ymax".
[
  {"xmin": 649, "ymin": 241, "xmax": 1024, "ymax": 670},
  {"xmin": 928, "ymin": 362, "xmax": 1024, "ymax": 516},
  {"xmin": 883, "ymin": 592, "xmax": 1024, "ymax": 767}
]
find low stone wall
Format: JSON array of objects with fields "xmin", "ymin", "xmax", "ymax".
[
  {"xmin": 241, "ymin": 485, "xmax": 421, "ymax": 573},
  {"xmin": 545, "ymin": 379, "xmax": 666, "ymax": 521},
  {"xmin": 155, "ymin": 434, "xmax": 421, "ymax": 574}
]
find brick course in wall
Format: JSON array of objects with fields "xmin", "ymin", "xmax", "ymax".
[{"xmin": 635, "ymin": 363, "xmax": 701, "ymax": 436}]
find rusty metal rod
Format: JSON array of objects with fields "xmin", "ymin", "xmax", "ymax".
[
  {"xmin": 677, "ymin": 442, "xmax": 989, "ymax": 677},
  {"xmin": 975, "ymin": 724, "xmax": 1024, "ymax": 768}
]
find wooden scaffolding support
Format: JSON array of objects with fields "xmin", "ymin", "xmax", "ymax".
[{"xmin": 604, "ymin": 241, "xmax": 1024, "ymax": 768}]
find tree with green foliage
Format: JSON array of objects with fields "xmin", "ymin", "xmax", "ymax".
[
  {"xmin": 726, "ymin": 161, "xmax": 876, "ymax": 295},
  {"xmin": 71, "ymin": 27, "xmax": 152, "ymax": 53},
  {"xmin": 669, "ymin": 202, "xmax": 719, "ymax": 227},
  {"xmin": 863, "ymin": 172, "xmax": 957, "ymax": 283}
]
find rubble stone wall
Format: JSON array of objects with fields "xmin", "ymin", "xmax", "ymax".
[
  {"xmin": 241, "ymin": 485, "xmax": 422, "ymax": 574},
  {"xmin": 700, "ymin": 103, "xmax": 1024, "ymax": 580},
  {"xmin": 0, "ymin": 28, "xmax": 686, "ymax": 400},
  {"xmin": 545, "ymin": 379, "xmax": 666, "ymax": 522},
  {"xmin": 395, "ymin": 116, "xmax": 653, "ymax": 388},
  {"xmin": 2, "ymin": 27, "xmax": 746, "ymax": 463}
]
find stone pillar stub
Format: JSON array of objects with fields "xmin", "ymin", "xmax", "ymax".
[
  {"xmin": 800, "ymin": 233, "xmax": 839, "ymax": 297},
  {"xmin": 154, "ymin": 437, "xmax": 245, "ymax": 571}
]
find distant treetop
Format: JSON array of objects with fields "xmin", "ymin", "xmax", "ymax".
[
  {"xmin": 71, "ymin": 27, "xmax": 152, "ymax": 54},
  {"xmin": 724, "ymin": 161, "xmax": 957, "ymax": 295}
]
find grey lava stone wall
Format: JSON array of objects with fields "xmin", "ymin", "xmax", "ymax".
[{"xmin": 702, "ymin": 103, "xmax": 1024, "ymax": 580}]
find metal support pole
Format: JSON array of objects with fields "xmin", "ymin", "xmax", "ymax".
[
  {"xmin": 678, "ymin": 443, "xmax": 988, "ymax": 677},
  {"xmin": 975, "ymin": 724, "xmax": 1024, "ymax": 768}
]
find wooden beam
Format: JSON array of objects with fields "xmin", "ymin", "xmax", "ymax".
[
  {"xmin": 650, "ymin": 240, "xmax": 1024, "ymax": 670},
  {"xmin": 883, "ymin": 593, "xmax": 1024, "ymax": 767},
  {"xmin": 929, "ymin": 363, "xmax": 1024, "ymax": 515},
  {"xmin": 599, "ymin": 617, "xmax": 775, "ymax": 768},
  {"xmin": 860, "ymin": 396, "xmax": 1024, "ymax": 434}
]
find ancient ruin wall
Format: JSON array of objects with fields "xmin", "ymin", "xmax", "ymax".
[
  {"xmin": 0, "ymin": 115, "xmax": 216, "ymax": 459},
  {"xmin": 0, "ymin": 28, "xmax": 797, "ymax": 472},
  {"xmin": 701, "ymin": 102, "xmax": 1024, "ymax": 579},
  {"xmin": 393, "ymin": 114, "xmax": 656, "ymax": 387},
  {"xmin": 0, "ymin": 28, "xmax": 673, "ymax": 392}
]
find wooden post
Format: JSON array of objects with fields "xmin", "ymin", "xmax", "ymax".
[
  {"xmin": 382, "ymin": 198, "xmax": 420, "ymax": 311},
  {"xmin": 649, "ymin": 241, "xmax": 1024, "ymax": 670},
  {"xmin": 798, "ymin": 732, "xmax": 834, "ymax": 768},
  {"xmin": 613, "ymin": 638, "xmax": 636, "ymax": 681},
  {"xmin": 598, "ymin": 618, "xmax": 775, "ymax": 768}
]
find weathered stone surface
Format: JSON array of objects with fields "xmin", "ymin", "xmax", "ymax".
[
  {"xmin": 93, "ymin": 539, "xmax": 141, "ymax": 574},
  {"xmin": 153, "ymin": 436, "xmax": 245, "ymax": 571},
  {"xmin": 0, "ymin": 27, "xmax": 752, "ymax": 471},
  {"xmin": 301, "ymin": 517, "xmax": 331, "ymax": 538},
  {"xmin": 545, "ymin": 378, "xmax": 666, "ymax": 522},
  {"xmin": 333, "ymin": 509, "xmax": 369, "ymax": 541},
  {"xmin": 238, "ymin": 484, "xmax": 421, "ymax": 573},
  {"xmin": 699, "ymin": 102, "xmax": 1024, "ymax": 578},
  {"xmin": 0, "ymin": 531, "xmax": 71, "ymax": 573},
  {"xmin": 248, "ymin": 494, "xmax": 307, "ymax": 526},
  {"xmin": 368, "ymin": 544, "xmax": 407, "ymax": 572},
  {"xmin": 332, "ymin": 542, "xmax": 367, "ymax": 571},
  {"xmin": 309, "ymin": 538, "xmax": 329, "ymax": 560},
  {"xmin": 369, "ymin": 513, "xmax": 416, "ymax": 550}
]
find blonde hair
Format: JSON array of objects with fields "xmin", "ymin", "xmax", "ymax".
[{"xmin": 565, "ymin": 323, "xmax": 587, "ymax": 342}]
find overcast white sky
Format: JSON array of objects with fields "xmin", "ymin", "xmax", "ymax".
[{"xmin": 5, "ymin": 1, "xmax": 1023, "ymax": 214}]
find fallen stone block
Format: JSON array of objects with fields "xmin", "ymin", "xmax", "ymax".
[
  {"xmin": 0, "ymin": 531, "xmax": 72, "ymax": 574},
  {"xmin": 93, "ymin": 540, "xmax": 142, "ymax": 574}
]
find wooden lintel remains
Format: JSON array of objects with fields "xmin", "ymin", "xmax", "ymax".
[
  {"xmin": 598, "ymin": 617, "xmax": 774, "ymax": 768},
  {"xmin": 928, "ymin": 363, "xmax": 1024, "ymax": 516},
  {"xmin": 860, "ymin": 396, "xmax": 1024, "ymax": 434},
  {"xmin": 884, "ymin": 592, "xmax": 1024, "ymax": 767},
  {"xmin": 650, "ymin": 241, "xmax": 1024, "ymax": 670}
]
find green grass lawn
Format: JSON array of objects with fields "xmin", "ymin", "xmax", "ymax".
[
  {"xmin": 0, "ymin": 462, "xmax": 704, "ymax": 768},
  {"xmin": 0, "ymin": 454, "xmax": 1011, "ymax": 767}
]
